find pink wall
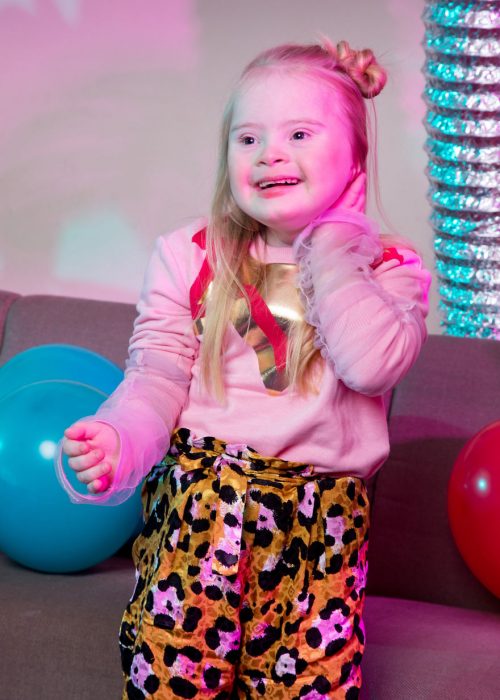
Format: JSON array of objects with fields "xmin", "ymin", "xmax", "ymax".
[
  {"xmin": 1, "ymin": 0, "xmax": 200, "ymax": 299},
  {"xmin": 0, "ymin": 0, "xmax": 438, "ymax": 331}
]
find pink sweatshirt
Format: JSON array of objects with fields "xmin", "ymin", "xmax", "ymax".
[{"xmin": 60, "ymin": 207, "xmax": 431, "ymax": 505}]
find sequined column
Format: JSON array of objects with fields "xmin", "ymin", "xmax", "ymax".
[{"xmin": 423, "ymin": 1, "xmax": 500, "ymax": 339}]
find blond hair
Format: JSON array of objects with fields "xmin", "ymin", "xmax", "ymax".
[{"xmin": 200, "ymin": 35, "xmax": 414, "ymax": 400}]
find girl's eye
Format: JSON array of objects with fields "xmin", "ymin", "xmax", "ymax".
[
  {"xmin": 239, "ymin": 135, "xmax": 255, "ymax": 145},
  {"xmin": 292, "ymin": 130, "xmax": 309, "ymax": 140}
]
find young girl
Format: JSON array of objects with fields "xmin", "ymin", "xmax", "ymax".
[{"xmin": 61, "ymin": 36, "xmax": 431, "ymax": 700}]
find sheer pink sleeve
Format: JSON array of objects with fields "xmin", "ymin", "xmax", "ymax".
[
  {"xmin": 66, "ymin": 230, "xmax": 198, "ymax": 505},
  {"xmin": 294, "ymin": 208, "xmax": 432, "ymax": 397}
]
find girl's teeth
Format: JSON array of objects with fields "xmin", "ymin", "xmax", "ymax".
[{"xmin": 259, "ymin": 180, "xmax": 299, "ymax": 189}]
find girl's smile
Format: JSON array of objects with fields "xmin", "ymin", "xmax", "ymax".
[
  {"xmin": 227, "ymin": 70, "xmax": 356, "ymax": 246},
  {"xmin": 256, "ymin": 181, "xmax": 302, "ymax": 197}
]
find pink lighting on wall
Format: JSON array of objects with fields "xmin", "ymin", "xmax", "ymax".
[
  {"xmin": 0, "ymin": 0, "xmax": 199, "ymax": 141},
  {"xmin": 385, "ymin": 0, "xmax": 427, "ymax": 133},
  {"xmin": 0, "ymin": 0, "xmax": 200, "ymax": 301}
]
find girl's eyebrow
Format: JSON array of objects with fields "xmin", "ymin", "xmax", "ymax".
[{"xmin": 230, "ymin": 118, "xmax": 325, "ymax": 133}]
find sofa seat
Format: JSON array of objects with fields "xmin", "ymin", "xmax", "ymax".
[
  {"xmin": 361, "ymin": 595, "xmax": 500, "ymax": 699},
  {"xmin": 1, "ymin": 552, "xmax": 134, "ymax": 700},
  {"xmin": 4, "ymin": 547, "xmax": 500, "ymax": 700}
]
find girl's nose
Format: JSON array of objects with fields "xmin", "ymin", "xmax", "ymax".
[{"xmin": 257, "ymin": 142, "xmax": 288, "ymax": 165}]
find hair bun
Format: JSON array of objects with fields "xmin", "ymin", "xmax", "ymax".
[
  {"xmin": 319, "ymin": 36, "xmax": 387, "ymax": 98},
  {"xmin": 336, "ymin": 41, "xmax": 387, "ymax": 98}
]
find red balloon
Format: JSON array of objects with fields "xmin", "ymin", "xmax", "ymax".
[{"xmin": 448, "ymin": 420, "xmax": 500, "ymax": 598}]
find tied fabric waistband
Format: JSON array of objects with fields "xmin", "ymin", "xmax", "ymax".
[{"xmin": 168, "ymin": 428, "xmax": 316, "ymax": 577}]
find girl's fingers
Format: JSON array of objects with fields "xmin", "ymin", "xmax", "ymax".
[
  {"xmin": 64, "ymin": 421, "xmax": 100, "ymax": 441},
  {"xmin": 62, "ymin": 422, "xmax": 118, "ymax": 494},
  {"xmin": 64, "ymin": 424, "xmax": 89, "ymax": 440},
  {"xmin": 62, "ymin": 437, "xmax": 91, "ymax": 457},
  {"xmin": 68, "ymin": 448, "xmax": 104, "ymax": 472},
  {"xmin": 74, "ymin": 461, "xmax": 111, "ymax": 486},
  {"xmin": 88, "ymin": 474, "xmax": 111, "ymax": 494}
]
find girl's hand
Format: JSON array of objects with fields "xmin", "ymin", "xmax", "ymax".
[
  {"xmin": 62, "ymin": 421, "xmax": 120, "ymax": 495},
  {"xmin": 334, "ymin": 171, "xmax": 367, "ymax": 213},
  {"xmin": 312, "ymin": 172, "xmax": 370, "ymax": 247}
]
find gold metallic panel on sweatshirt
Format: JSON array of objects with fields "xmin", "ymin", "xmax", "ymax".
[{"xmin": 195, "ymin": 263, "xmax": 304, "ymax": 392}]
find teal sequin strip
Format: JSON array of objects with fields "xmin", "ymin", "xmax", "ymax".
[
  {"xmin": 435, "ymin": 258, "xmax": 500, "ymax": 286},
  {"xmin": 424, "ymin": 58, "xmax": 500, "ymax": 85},
  {"xmin": 424, "ymin": 28, "xmax": 500, "ymax": 57},
  {"xmin": 424, "ymin": 1, "xmax": 500, "ymax": 29},
  {"xmin": 424, "ymin": 1, "xmax": 499, "ymax": 339},
  {"xmin": 427, "ymin": 161, "xmax": 500, "ymax": 189},
  {"xmin": 430, "ymin": 211, "xmax": 499, "ymax": 237},
  {"xmin": 435, "ymin": 236, "xmax": 500, "ymax": 263},
  {"xmin": 424, "ymin": 137, "xmax": 499, "ymax": 165},
  {"xmin": 426, "ymin": 110, "xmax": 500, "ymax": 138},
  {"xmin": 440, "ymin": 323, "xmax": 498, "ymax": 339},
  {"xmin": 440, "ymin": 282, "xmax": 499, "ymax": 307},
  {"xmin": 424, "ymin": 85, "xmax": 500, "ymax": 112},
  {"xmin": 428, "ymin": 185, "xmax": 500, "ymax": 213},
  {"xmin": 439, "ymin": 303, "xmax": 500, "ymax": 339}
]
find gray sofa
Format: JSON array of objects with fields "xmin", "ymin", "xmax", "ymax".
[{"xmin": 1, "ymin": 289, "xmax": 500, "ymax": 700}]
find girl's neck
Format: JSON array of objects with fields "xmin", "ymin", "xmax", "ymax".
[
  {"xmin": 262, "ymin": 227, "xmax": 296, "ymax": 248},
  {"xmin": 250, "ymin": 234, "xmax": 296, "ymax": 264}
]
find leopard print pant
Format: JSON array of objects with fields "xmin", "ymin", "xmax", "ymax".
[{"xmin": 119, "ymin": 428, "xmax": 370, "ymax": 699}]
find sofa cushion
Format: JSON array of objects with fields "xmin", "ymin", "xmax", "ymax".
[
  {"xmin": 1, "ymin": 552, "xmax": 135, "ymax": 700},
  {"xmin": 361, "ymin": 595, "xmax": 500, "ymax": 700},
  {"xmin": 0, "ymin": 290, "xmax": 20, "ymax": 349},
  {"xmin": 366, "ymin": 334, "xmax": 500, "ymax": 613},
  {"xmin": 4, "ymin": 549, "xmax": 499, "ymax": 700},
  {"xmin": 0, "ymin": 294, "xmax": 136, "ymax": 369}
]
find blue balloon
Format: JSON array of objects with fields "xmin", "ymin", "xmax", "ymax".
[
  {"xmin": 0, "ymin": 344, "xmax": 124, "ymax": 401},
  {"xmin": 0, "ymin": 379, "xmax": 143, "ymax": 573}
]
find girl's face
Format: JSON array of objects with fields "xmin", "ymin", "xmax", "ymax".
[{"xmin": 227, "ymin": 69, "xmax": 357, "ymax": 246}]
